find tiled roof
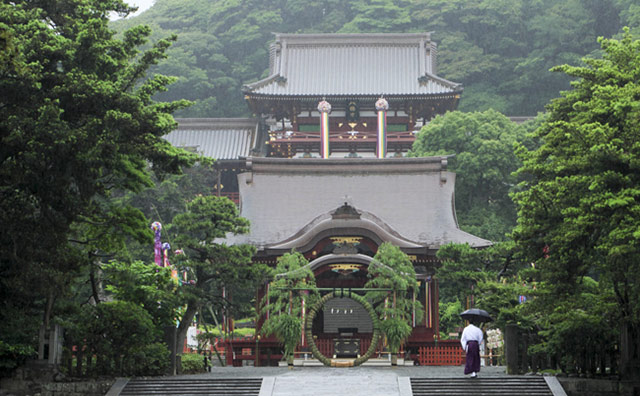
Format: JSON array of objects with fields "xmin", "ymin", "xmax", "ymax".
[
  {"xmin": 227, "ymin": 157, "xmax": 492, "ymax": 249},
  {"xmin": 243, "ymin": 33, "xmax": 462, "ymax": 98},
  {"xmin": 163, "ymin": 118, "xmax": 259, "ymax": 160}
]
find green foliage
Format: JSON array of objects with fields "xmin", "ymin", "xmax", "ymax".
[
  {"xmin": 125, "ymin": 342, "xmax": 170, "ymax": 376},
  {"xmin": 171, "ymin": 195, "xmax": 261, "ymax": 351},
  {"xmin": 180, "ymin": 353, "xmax": 206, "ymax": 374},
  {"xmin": 0, "ymin": 0, "xmax": 196, "ymax": 373},
  {"xmin": 436, "ymin": 243, "xmax": 495, "ymax": 304},
  {"xmin": 113, "ymin": 0, "xmax": 639, "ymax": 117},
  {"xmin": 365, "ymin": 243, "xmax": 422, "ymax": 348},
  {"xmin": 439, "ymin": 300, "xmax": 464, "ymax": 339},
  {"xmin": 103, "ymin": 260, "xmax": 181, "ymax": 327},
  {"xmin": 66, "ymin": 300, "xmax": 168, "ymax": 376},
  {"xmin": 268, "ymin": 315, "xmax": 302, "ymax": 360},
  {"xmin": 512, "ymin": 30, "xmax": 640, "ymax": 372},
  {"xmin": 122, "ymin": 163, "xmax": 218, "ymax": 230},
  {"xmin": 198, "ymin": 326, "xmax": 254, "ymax": 338},
  {"xmin": 476, "ymin": 279, "xmax": 532, "ymax": 330},
  {"xmin": 436, "ymin": 242, "xmax": 533, "ymax": 335},
  {"xmin": 0, "ymin": 341, "xmax": 35, "ymax": 375},
  {"xmin": 381, "ymin": 317, "xmax": 412, "ymax": 354},
  {"xmin": 410, "ymin": 110, "xmax": 528, "ymax": 241},
  {"xmin": 525, "ymin": 277, "xmax": 618, "ymax": 374},
  {"xmin": 261, "ymin": 251, "xmax": 318, "ymax": 360}
]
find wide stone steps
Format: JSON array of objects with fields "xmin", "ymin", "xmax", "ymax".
[
  {"xmin": 118, "ymin": 378, "xmax": 262, "ymax": 396},
  {"xmin": 410, "ymin": 377, "xmax": 554, "ymax": 396}
]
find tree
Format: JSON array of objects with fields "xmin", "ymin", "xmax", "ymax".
[
  {"xmin": 114, "ymin": 0, "xmax": 639, "ymax": 118},
  {"xmin": 102, "ymin": 260, "xmax": 181, "ymax": 327},
  {"xmin": 171, "ymin": 195, "xmax": 261, "ymax": 352},
  {"xmin": 410, "ymin": 110, "xmax": 528, "ymax": 241},
  {"xmin": 261, "ymin": 250, "xmax": 318, "ymax": 362},
  {"xmin": 0, "ymin": 0, "xmax": 196, "ymax": 371},
  {"xmin": 512, "ymin": 29, "xmax": 640, "ymax": 377},
  {"xmin": 114, "ymin": 163, "xmax": 219, "ymax": 263},
  {"xmin": 71, "ymin": 300, "xmax": 169, "ymax": 376},
  {"xmin": 365, "ymin": 243, "xmax": 422, "ymax": 360},
  {"xmin": 435, "ymin": 242, "xmax": 533, "ymax": 337}
]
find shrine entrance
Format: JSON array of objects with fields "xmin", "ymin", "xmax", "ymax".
[
  {"xmin": 305, "ymin": 291, "xmax": 382, "ymax": 367},
  {"xmin": 302, "ymin": 254, "xmax": 385, "ymax": 366}
]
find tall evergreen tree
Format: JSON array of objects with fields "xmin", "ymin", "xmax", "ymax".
[
  {"xmin": 512, "ymin": 29, "xmax": 640, "ymax": 377},
  {"xmin": 0, "ymin": 0, "xmax": 195, "ymax": 371}
]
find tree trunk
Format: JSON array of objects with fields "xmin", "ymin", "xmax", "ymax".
[
  {"xmin": 38, "ymin": 291, "xmax": 55, "ymax": 360},
  {"xmin": 177, "ymin": 303, "xmax": 199, "ymax": 355},
  {"xmin": 199, "ymin": 307, "xmax": 224, "ymax": 367},
  {"xmin": 89, "ymin": 259, "xmax": 103, "ymax": 305},
  {"xmin": 620, "ymin": 321, "xmax": 640, "ymax": 380}
]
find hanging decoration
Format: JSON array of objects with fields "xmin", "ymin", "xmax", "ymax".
[
  {"xmin": 375, "ymin": 97, "xmax": 388, "ymax": 158},
  {"xmin": 426, "ymin": 278, "xmax": 432, "ymax": 328},
  {"xmin": 317, "ymin": 99, "xmax": 332, "ymax": 158},
  {"xmin": 162, "ymin": 242, "xmax": 171, "ymax": 268},
  {"xmin": 151, "ymin": 222, "xmax": 162, "ymax": 267},
  {"xmin": 172, "ymin": 249, "xmax": 183, "ymax": 282}
]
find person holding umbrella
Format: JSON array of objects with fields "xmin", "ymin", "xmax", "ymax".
[{"xmin": 459, "ymin": 308, "xmax": 492, "ymax": 378}]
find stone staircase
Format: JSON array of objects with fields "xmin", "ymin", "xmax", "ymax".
[
  {"xmin": 116, "ymin": 377, "xmax": 263, "ymax": 396},
  {"xmin": 410, "ymin": 377, "xmax": 558, "ymax": 396}
]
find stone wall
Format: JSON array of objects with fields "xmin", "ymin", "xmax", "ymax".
[
  {"xmin": 42, "ymin": 381, "xmax": 115, "ymax": 396},
  {"xmin": 558, "ymin": 377, "xmax": 640, "ymax": 396},
  {"xmin": 0, "ymin": 360, "xmax": 114, "ymax": 396}
]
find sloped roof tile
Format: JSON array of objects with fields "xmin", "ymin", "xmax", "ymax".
[
  {"xmin": 243, "ymin": 33, "xmax": 462, "ymax": 97},
  {"xmin": 163, "ymin": 118, "xmax": 259, "ymax": 160}
]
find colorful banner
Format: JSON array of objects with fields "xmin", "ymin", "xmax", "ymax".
[
  {"xmin": 317, "ymin": 100, "xmax": 332, "ymax": 158},
  {"xmin": 162, "ymin": 242, "xmax": 171, "ymax": 268},
  {"xmin": 151, "ymin": 222, "xmax": 162, "ymax": 267},
  {"xmin": 375, "ymin": 97, "xmax": 388, "ymax": 158},
  {"xmin": 426, "ymin": 279, "xmax": 432, "ymax": 328}
]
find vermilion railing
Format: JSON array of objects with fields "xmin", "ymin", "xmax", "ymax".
[{"xmin": 418, "ymin": 344, "xmax": 465, "ymax": 366}]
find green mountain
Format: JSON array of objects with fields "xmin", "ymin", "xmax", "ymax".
[{"xmin": 113, "ymin": 0, "xmax": 639, "ymax": 117}]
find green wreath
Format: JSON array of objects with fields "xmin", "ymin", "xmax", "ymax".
[{"xmin": 304, "ymin": 291, "xmax": 381, "ymax": 367}]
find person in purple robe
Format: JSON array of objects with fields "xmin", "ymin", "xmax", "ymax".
[{"xmin": 460, "ymin": 320, "xmax": 483, "ymax": 378}]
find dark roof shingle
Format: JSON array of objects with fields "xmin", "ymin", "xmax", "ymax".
[
  {"xmin": 163, "ymin": 118, "xmax": 259, "ymax": 160},
  {"xmin": 243, "ymin": 33, "xmax": 462, "ymax": 98}
]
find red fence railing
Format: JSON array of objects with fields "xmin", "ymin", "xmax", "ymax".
[{"xmin": 418, "ymin": 344, "xmax": 465, "ymax": 366}]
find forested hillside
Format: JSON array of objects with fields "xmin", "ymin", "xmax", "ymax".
[{"xmin": 113, "ymin": 0, "xmax": 639, "ymax": 117}]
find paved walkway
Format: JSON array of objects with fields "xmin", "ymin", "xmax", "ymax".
[{"xmin": 176, "ymin": 366, "xmax": 509, "ymax": 396}]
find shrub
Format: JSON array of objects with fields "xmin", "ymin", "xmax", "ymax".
[
  {"xmin": 125, "ymin": 342, "xmax": 170, "ymax": 376},
  {"xmin": 180, "ymin": 353, "xmax": 205, "ymax": 374}
]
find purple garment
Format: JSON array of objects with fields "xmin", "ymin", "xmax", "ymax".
[{"xmin": 464, "ymin": 340, "xmax": 481, "ymax": 374}]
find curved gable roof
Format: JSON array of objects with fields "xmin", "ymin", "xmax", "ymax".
[
  {"xmin": 229, "ymin": 157, "xmax": 491, "ymax": 250},
  {"xmin": 243, "ymin": 33, "xmax": 462, "ymax": 98}
]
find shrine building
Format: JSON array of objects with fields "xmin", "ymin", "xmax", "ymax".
[{"xmin": 163, "ymin": 32, "xmax": 491, "ymax": 365}]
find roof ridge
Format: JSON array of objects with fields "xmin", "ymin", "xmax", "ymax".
[
  {"xmin": 273, "ymin": 32, "xmax": 432, "ymax": 46},
  {"xmin": 243, "ymin": 73, "xmax": 283, "ymax": 92},
  {"xmin": 419, "ymin": 72, "xmax": 463, "ymax": 90}
]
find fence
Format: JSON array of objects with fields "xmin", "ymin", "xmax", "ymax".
[{"xmin": 417, "ymin": 342, "xmax": 465, "ymax": 366}]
